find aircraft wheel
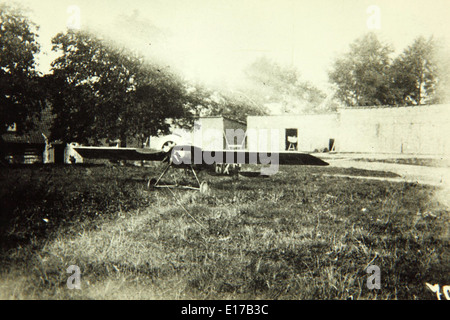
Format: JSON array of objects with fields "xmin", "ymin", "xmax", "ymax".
[
  {"xmin": 147, "ymin": 177, "xmax": 157, "ymax": 188},
  {"xmin": 199, "ymin": 181, "xmax": 209, "ymax": 194},
  {"xmin": 161, "ymin": 141, "xmax": 176, "ymax": 152}
]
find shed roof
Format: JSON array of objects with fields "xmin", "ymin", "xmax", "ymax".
[
  {"xmin": 1, "ymin": 132, "xmax": 45, "ymax": 145},
  {"xmin": 197, "ymin": 115, "xmax": 247, "ymax": 125}
]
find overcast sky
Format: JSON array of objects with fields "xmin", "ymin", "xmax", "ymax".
[{"xmin": 12, "ymin": 0, "xmax": 450, "ymax": 92}]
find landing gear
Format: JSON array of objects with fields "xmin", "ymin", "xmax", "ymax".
[
  {"xmin": 199, "ymin": 181, "xmax": 209, "ymax": 194},
  {"xmin": 147, "ymin": 177, "xmax": 157, "ymax": 188},
  {"xmin": 148, "ymin": 161, "xmax": 209, "ymax": 192}
]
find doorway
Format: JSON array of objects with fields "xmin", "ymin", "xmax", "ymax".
[{"xmin": 285, "ymin": 128, "xmax": 298, "ymax": 151}]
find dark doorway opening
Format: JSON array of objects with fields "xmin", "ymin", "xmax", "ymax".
[
  {"xmin": 329, "ymin": 139, "xmax": 335, "ymax": 152},
  {"xmin": 285, "ymin": 128, "xmax": 298, "ymax": 151}
]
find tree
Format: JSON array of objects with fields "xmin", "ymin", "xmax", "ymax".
[
  {"xmin": 433, "ymin": 45, "xmax": 450, "ymax": 104},
  {"xmin": 390, "ymin": 36, "xmax": 437, "ymax": 105},
  {"xmin": 0, "ymin": 3, "xmax": 43, "ymax": 133},
  {"xmin": 244, "ymin": 57, "xmax": 326, "ymax": 113},
  {"xmin": 182, "ymin": 83, "xmax": 267, "ymax": 123},
  {"xmin": 329, "ymin": 32, "xmax": 394, "ymax": 106},
  {"xmin": 49, "ymin": 30, "xmax": 190, "ymax": 146}
]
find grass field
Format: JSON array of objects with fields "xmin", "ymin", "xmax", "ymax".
[{"xmin": 0, "ymin": 163, "xmax": 448, "ymax": 300}]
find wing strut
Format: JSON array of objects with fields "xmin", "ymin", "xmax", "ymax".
[{"xmin": 149, "ymin": 161, "xmax": 206, "ymax": 192}]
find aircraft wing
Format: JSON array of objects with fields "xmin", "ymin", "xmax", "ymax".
[
  {"xmin": 169, "ymin": 146, "xmax": 329, "ymax": 166},
  {"xmin": 73, "ymin": 146, "xmax": 167, "ymax": 161},
  {"xmin": 216, "ymin": 150, "xmax": 329, "ymax": 166},
  {"xmin": 73, "ymin": 145, "xmax": 329, "ymax": 166},
  {"xmin": 276, "ymin": 151, "xmax": 329, "ymax": 166}
]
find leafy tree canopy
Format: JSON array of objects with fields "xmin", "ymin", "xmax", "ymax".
[
  {"xmin": 0, "ymin": 2, "xmax": 44, "ymax": 133},
  {"xmin": 329, "ymin": 33, "xmax": 442, "ymax": 107},
  {"xmin": 49, "ymin": 30, "xmax": 192, "ymax": 145},
  {"xmin": 329, "ymin": 32, "xmax": 394, "ymax": 107},
  {"xmin": 183, "ymin": 83, "xmax": 268, "ymax": 123},
  {"xmin": 244, "ymin": 57, "xmax": 326, "ymax": 113},
  {"xmin": 390, "ymin": 36, "xmax": 437, "ymax": 105}
]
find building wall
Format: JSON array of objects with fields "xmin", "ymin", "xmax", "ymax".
[
  {"xmin": 247, "ymin": 113, "xmax": 339, "ymax": 152},
  {"xmin": 65, "ymin": 143, "xmax": 84, "ymax": 163},
  {"xmin": 222, "ymin": 118, "xmax": 247, "ymax": 149},
  {"xmin": 149, "ymin": 117, "xmax": 247, "ymax": 151},
  {"xmin": 1, "ymin": 144, "xmax": 44, "ymax": 164},
  {"xmin": 337, "ymin": 104, "xmax": 450, "ymax": 155},
  {"xmin": 194, "ymin": 117, "xmax": 225, "ymax": 150},
  {"xmin": 247, "ymin": 104, "xmax": 450, "ymax": 155},
  {"xmin": 193, "ymin": 117, "xmax": 247, "ymax": 150}
]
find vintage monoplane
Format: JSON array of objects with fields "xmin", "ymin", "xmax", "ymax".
[{"xmin": 74, "ymin": 144, "xmax": 329, "ymax": 192}]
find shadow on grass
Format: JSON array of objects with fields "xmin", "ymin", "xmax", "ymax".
[
  {"xmin": 0, "ymin": 163, "xmax": 158, "ymax": 254},
  {"xmin": 0, "ymin": 163, "xmax": 448, "ymax": 299}
]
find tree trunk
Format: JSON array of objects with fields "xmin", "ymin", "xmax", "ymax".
[
  {"xmin": 120, "ymin": 134, "xmax": 127, "ymax": 148},
  {"xmin": 120, "ymin": 133, "xmax": 127, "ymax": 165}
]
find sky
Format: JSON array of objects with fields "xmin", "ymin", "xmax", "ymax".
[{"xmin": 9, "ymin": 0, "xmax": 450, "ymax": 93}]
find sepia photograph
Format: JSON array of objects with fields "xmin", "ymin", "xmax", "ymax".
[{"xmin": 1, "ymin": 0, "xmax": 449, "ymax": 306}]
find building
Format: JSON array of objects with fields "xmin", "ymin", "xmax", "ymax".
[
  {"xmin": 338, "ymin": 104, "xmax": 450, "ymax": 155},
  {"xmin": 149, "ymin": 116, "xmax": 247, "ymax": 151},
  {"xmin": 0, "ymin": 131, "xmax": 46, "ymax": 164},
  {"xmin": 0, "ymin": 107, "xmax": 68, "ymax": 164},
  {"xmin": 0, "ymin": 131, "xmax": 66, "ymax": 164},
  {"xmin": 247, "ymin": 113, "xmax": 339, "ymax": 152},
  {"xmin": 246, "ymin": 104, "xmax": 450, "ymax": 156}
]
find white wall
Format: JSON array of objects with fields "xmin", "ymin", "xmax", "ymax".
[
  {"xmin": 247, "ymin": 113, "xmax": 339, "ymax": 152},
  {"xmin": 338, "ymin": 104, "xmax": 450, "ymax": 155},
  {"xmin": 247, "ymin": 104, "xmax": 450, "ymax": 155},
  {"xmin": 194, "ymin": 117, "xmax": 225, "ymax": 150},
  {"xmin": 148, "ymin": 117, "xmax": 246, "ymax": 151}
]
